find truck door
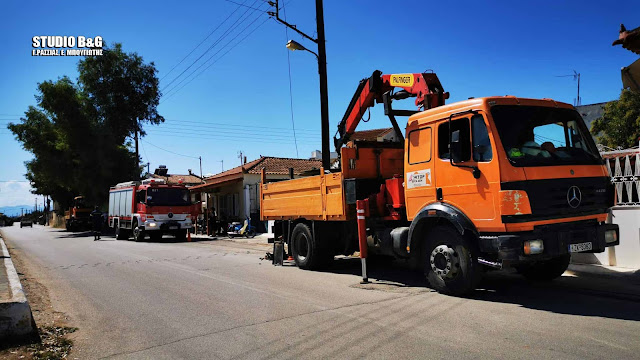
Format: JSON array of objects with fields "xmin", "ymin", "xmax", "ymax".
[
  {"xmin": 434, "ymin": 112, "xmax": 500, "ymax": 229},
  {"xmin": 405, "ymin": 125, "xmax": 436, "ymax": 219}
]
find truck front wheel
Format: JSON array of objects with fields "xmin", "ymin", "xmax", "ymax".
[
  {"xmin": 291, "ymin": 223, "xmax": 330, "ymax": 270},
  {"xmin": 133, "ymin": 221, "xmax": 145, "ymax": 242},
  {"xmin": 517, "ymin": 254, "xmax": 571, "ymax": 281},
  {"xmin": 423, "ymin": 226, "xmax": 481, "ymax": 296}
]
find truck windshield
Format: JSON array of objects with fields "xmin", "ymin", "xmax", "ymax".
[
  {"xmin": 146, "ymin": 188, "xmax": 191, "ymax": 206},
  {"xmin": 490, "ymin": 105, "xmax": 602, "ymax": 167}
]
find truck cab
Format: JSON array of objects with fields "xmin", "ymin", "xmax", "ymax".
[{"xmin": 403, "ymin": 97, "xmax": 618, "ymax": 287}]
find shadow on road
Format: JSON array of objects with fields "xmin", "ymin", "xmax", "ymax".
[{"xmin": 319, "ymin": 257, "xmax": 640, "ymax": 322}]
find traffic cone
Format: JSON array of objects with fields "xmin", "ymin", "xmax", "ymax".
[
  {"xmin": 187, "ymin": 231, "xmax": 192, "ymax": 242},
  {"xmin": 287, "ymin": 255, "xmax": 294, "ymax": 261}
]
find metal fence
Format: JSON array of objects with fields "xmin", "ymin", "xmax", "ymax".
[{"xmin": 602, "ymin": 148, "xmax": 640, "ymax": 206}]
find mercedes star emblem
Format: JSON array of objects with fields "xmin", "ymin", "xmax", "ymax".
[{"xmin": 567, "ymin": 186, "xmax": 582, "ymax": 208}]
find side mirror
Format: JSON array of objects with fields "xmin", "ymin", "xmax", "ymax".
[{"xmin": 450, "ymin": 130, "xmax": 463, "ymax": 163}]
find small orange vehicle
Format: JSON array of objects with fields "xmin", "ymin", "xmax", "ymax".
[{"xmin": 260, "ymin": 70, "xmax": 619, "ymax": 295}]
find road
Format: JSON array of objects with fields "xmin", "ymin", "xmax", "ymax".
[{"xmin": 1, "ymin": 224, "xmax": 640, "ymax": 360}]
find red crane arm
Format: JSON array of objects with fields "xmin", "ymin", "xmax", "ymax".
[{"xmin": 334, "ymin": 70, "xmax": 448, "ymax": 152}]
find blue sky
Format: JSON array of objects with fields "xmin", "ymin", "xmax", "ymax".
[{"xmin": 0, "ymin": 0, "xmax": 638, "ymax": 207}]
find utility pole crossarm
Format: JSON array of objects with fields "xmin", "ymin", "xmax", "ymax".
[{"xmin": 267, "ymin": 1, "xmax": 318, "ymax": 43}]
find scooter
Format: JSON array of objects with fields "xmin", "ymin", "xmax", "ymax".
[{"xmin": 226, "ymin": 218, "xmax": 256, "ymax": 238}]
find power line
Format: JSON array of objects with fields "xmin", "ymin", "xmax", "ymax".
[
  {"xmin": 162, "ymin": 15, "xmax": 271, "ymax": 101},
  {"xmin": 162, "ymin": 119, "xmax": 317, "ymax": 132},
  {"xmin": 161, "ymin": 0, "xmax": 262, "ymax": 92},
  {"xmin": 160, "ymin": 2, "xmax": 246, "ymax": 81},
  {"xmin": 162, "ymin": 4, "xmax": 268, "ymax": 99},
  {"xmin": 282, "ymin": 0, "xmax": 299, "ymax": 158},
  {"xmin": 145, "ymin": 130, "xmax": 316, "ymax": 145},
  {"xmin": 221, "ymin": 0, "xmax": 264, "ymax": 11},
  {"xmin": 146, "ymin": 128, "xmax": 313, "ymax": 142},
  {"xmin": 140, "ymin": 139, "xmax": 200, "ymax": 159},
  {"xmin": 155, "ymin": 125, "xmax": 318, "ymax": 139}
]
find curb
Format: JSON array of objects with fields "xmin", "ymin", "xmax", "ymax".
[{"xmin": 0, "ymin": 234, "xmax": 38, "ymax": 343}]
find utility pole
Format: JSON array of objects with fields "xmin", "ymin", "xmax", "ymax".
[
  {"xmin": 556, "ymin": 71, "xmax": 581, "ymax": 106},
  {"xmin": 269, "ymin": 0, "xmax": 331, "ymax": 170},
  {"xmin": 199, "ymin": 156, "xmax": 204, "ymax": 184},
  {"xmin": 238, "ymin": 151, "xmax": 244, "ymax": 166},
  {"xmin": 218, "ymin": 160, "xmax": 224, "ymax": 173}
]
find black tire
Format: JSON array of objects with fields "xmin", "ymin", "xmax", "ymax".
[
  {"xmin": 518, "ymin": 254, "xmax": 571, "ymax": 281},
  {"xmin": 115, "ymin": 224, "xmax": 128, "ymax": 240},
  {"xmin": 65, "ymin": 221, "xmax": 71, "ymax": 231},
  {"xmin": 423, "ymin": 226, "xmax": 481, "ymax": 296},
  {"xmin": 290, "ymin": 223, "xmax": 331, "ymax": 270},
  {"xmin": 132, "ymin": 221, "xmax": 145, "ymax": 242},
  {"xmin": 175, "ymin": 230, "xmax": 187, "ymax": 241}
]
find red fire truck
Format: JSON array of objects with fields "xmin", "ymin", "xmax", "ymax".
[{"xmin": 108, "ymin": 179, "xmax": 196, "ymax": 241}]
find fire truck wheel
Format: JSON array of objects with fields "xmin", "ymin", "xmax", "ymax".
[
  {"xmin": 115, "ymin": 224, "xmax": 129, "ymax": 240},
  {"xmin": 175, "ymin": 230, "xmax": 187, "ymax": 241},
  {"xmin": 423, "ymin": 225, "xmax": 481, "ymax": 296},
  {"xmin": 291, "ymin": 223, "xmax": 329, "ymax": 270},
  {"xmin": 517, "ymin": 254, "xmax": 571, "ymax": 281},
  {"xmin": 133, "ymin": 222, "xmax": 145, "ymax": 242}
]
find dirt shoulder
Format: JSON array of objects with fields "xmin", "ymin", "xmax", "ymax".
[{"xmin": 0, "ymin": 236, "xmax": 77, "ymax": 360}]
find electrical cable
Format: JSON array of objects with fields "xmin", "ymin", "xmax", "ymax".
[
  {"xmin": 282, "ymin": 0, "xmax": 299, "ymax": 158},
  {"xmin": 162, "ymin": 15, "xmax": 270, "ymax": 101},
  {"xmin": 141, "ymin": 138, "xmax": 200, "ymax": 159},
  {"xmin": 161, "ymin": 0, "xmax": 262, "ymax": 92},
  {"xmin": 160, "ymin": 1, "xmax": 246, "ymax": 81}
]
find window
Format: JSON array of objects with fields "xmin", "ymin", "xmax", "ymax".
[
  {"xmin": 408, "ymin": 127, "xmax": 432, "ymax": 164},
  {"xmin": 438, "ymin": 118, "xmax": 471, "ymax": 161},
  {"xmin": 472, "ymin": 115, "xmax": 492, "ymax": 162},
  {"xmin": 491, "ymin": 105, "xmax": 601, "ymax": 167}
]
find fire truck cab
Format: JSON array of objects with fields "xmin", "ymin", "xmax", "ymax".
[{"xmin": 108, "ymin": 179, "xmax": 195, "ymax": 241}]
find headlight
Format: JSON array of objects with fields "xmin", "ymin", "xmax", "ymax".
[
  {"xmin": 605, "ymin": 229, "xmax": 618, "ymax": 244},
  {"xmin": 524, "ymin": 239, "xmax": 544, "ymax": 255},
  {"xmin": 147, "ymin": 222, "xmax": 157, "ymax": 227}
]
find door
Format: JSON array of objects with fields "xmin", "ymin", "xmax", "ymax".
[
  {"xmin": 405, "ymin": 125, "xmax": 437, "ymax": 219},
  {"xmin": 434, "ymin": 112, "xmax": 499, "ymax": 228}
]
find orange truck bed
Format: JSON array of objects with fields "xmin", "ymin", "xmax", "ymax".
[{"xmin": 261, "ymin": 171, "xmax": 350, "ymax": 221}]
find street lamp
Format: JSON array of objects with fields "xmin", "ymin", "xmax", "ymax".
[{"xmin": 286, "ymin": 40, "xmax": 318, "ymax": 58}]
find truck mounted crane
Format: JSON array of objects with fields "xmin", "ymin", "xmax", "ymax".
[{"xmin": 260, "ymin": 70, "xmax": 619, "ymax": 296}]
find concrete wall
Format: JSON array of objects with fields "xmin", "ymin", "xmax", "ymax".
[{"xmin": 574, "ymin": 208, "xmax": 640, "ymax": 269}]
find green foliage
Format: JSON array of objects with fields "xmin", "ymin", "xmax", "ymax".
[
  {"xmin": 8, "ymin": 43, "xmax": 163, "ymax": 207},
  {"xmin": 591, "ymin": 89, "xmax": 640, "ymax": 149}
]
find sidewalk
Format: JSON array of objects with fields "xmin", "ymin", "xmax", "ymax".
[{"xmin": 0, "ymin": 233, "xmax": 38, "ymax": 343}]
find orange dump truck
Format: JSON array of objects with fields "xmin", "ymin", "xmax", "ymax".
[{"xmin": 260, "ymin": 71, "xmax": 619, "ymax": 295}]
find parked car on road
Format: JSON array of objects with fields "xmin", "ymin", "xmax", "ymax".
[{"xmin": 20, "ymin": 218, "xmax": 33, "ymax": 228}]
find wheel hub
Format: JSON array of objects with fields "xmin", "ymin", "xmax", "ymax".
[{"xmin": 430, "ymin": 245, "xmax": 460, "ymax": 279}]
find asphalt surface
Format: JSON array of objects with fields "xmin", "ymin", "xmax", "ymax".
[{"xmin": 1, "ymin": 224, "xmax": 640, "ymax": 360}]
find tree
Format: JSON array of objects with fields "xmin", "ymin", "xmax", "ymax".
[
  {"xmin": 8, "ymin": 43, "xmax": 163, "ymax": 208},
  {"xmin": 591, "ymin": 89, "xmax": 640, "ymax": 149}
]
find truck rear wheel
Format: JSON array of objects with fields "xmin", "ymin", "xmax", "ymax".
[
  {"xmin": 518, "ymin": 254, "xmax": 571, "ymax": 281},
  {"xmin": 423, "ymin": 226, "xmax": 481, "ymax": 296},
  {"xmin": 115, "ymin": 224, "xmax": 129, "ymax": 240},
  {"xmin": 175, "ymin": 230, "xmax": 187, "ymax": 241},
  {"xmin": 291, "ymin": 223, "xmax": 330, "ymax": 270}
]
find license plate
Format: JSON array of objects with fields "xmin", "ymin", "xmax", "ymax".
[
  {"xmin": 169, "ymin": 226, "xmax": 178, "ymax": 230},
  {"xmin": 569, "ymin": 242, "xmax": 592, "ymax": 253}
]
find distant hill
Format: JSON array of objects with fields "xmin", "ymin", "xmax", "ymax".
[{"xmin": 0, "ymin": 205, "xmax": 33, "ymax": 217}]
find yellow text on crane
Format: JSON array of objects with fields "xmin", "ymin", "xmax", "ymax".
[{"xmin": 390, "ymin": 74, "xmax": 414, "ymax": 87}]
